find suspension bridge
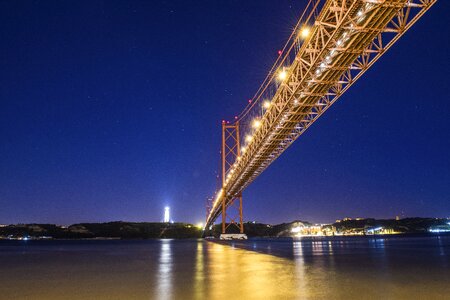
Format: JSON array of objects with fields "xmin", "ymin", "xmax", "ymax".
[{"xmin": 204, "ymin": 0, "xmax": 436, "ymax": 239}]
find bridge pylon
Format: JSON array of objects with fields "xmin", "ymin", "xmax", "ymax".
[{"xmin": 220, "ymin": 120, "xmax": 246, "ymax": 239}]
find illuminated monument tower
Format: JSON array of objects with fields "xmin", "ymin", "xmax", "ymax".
[{"xmin": 164, "ymin": 206, "xmax": 170, "ymax": 223}]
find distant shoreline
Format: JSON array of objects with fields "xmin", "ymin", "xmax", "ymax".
[
  {"xmin": 1, "ymin": 217, "xmax": 449, "ymax": 240},
  {"xmin": 1, "ymin": 232, "xmax": 449, "ymax": 242}
]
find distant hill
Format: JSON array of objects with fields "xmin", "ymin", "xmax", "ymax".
[
  {"xmin": 1, "ymin": 218, "xmax": 448, "ymax": 239},
  {"xmin": 326, "ymin": 217, "xmax": 449, "ymax": 234},
  {"xmin": 0, "ymin": 222, "xmax": 203, "ymax": 239}
]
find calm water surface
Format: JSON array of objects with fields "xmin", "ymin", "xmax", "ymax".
[{"xmin": 0, "ymin": 235, "xmax": 449, "ymax": 299}]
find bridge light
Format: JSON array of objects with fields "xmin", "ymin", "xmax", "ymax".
[
  {"xmin": 278, "ymin": 69, "xmax": 288, "ymax": 81},
  {"xmin": 237, "ymin": 156, "xmax": 241, "ymax": 161},
  {"xmin": 196, "ymin": 222, "xmax": 204, "ymax": 229},
  {"xmin": 252, "ymin": 119, "xmax": 261, "ymax": 129},
  {"xmin": 357, "ymin": 10, "xmax": 365, "ymax": 23},
  {"xmin": 217, "ymin": 189, "xmax": 223, "ymax": 199},
  {"xmin": 299, "ymin": 27, "xmax": 310, "ymax": 39},
  {"xmin": 241, "ymin": 147, "xmax": 247, "ymax": 153},
  {"xmin": 245, "ymin": 135, "xmax": 253, "ymax": 143},
  {"xmin": 263, "ymin": 100, "xmax": 271, "ymax": 109}
]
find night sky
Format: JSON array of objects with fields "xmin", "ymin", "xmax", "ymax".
[{"xmin": 1, "ymin": 1, "xmax": 449, "ymax": 225}]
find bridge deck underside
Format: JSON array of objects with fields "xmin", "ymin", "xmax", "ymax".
[{"xmin": 206, "ymin": 0, "xmax": 435, "ymax": 228}]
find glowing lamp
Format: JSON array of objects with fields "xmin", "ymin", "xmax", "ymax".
[
  {"xmin": 278, "ymin": 69, "xmax": 287, "ymax": 81},
  {"xmin": 300, "ymin": 27, "xmax": 310, "ymax": 39},
  {"xmin": 252, "ymin": 119, "xmax": 261, "ymax": 129}
]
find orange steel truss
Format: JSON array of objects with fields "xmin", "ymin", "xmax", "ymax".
[
  {"xmin": 206, "ymin": 0, "xmax": 436, "ymax": 230},
  {"xmin": 220, "ymin": 121, "xmax": 244, "ymax": 234}
]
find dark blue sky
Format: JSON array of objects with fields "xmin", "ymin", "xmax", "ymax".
[{"xmin": 1, "ymin": 1, "xmax": 449, "ymax": 225}]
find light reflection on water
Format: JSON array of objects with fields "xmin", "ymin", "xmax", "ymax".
[
  {"xmin": 194, "ymin": 240, "xmax": 204, "ymax": 299},
  {"xmin": 0, "ymin": 235, "xmax": 449, "ymax": 299},
  {"xmin": 157, "ymin": 240, "xmax": 172, "ymax": 300}
]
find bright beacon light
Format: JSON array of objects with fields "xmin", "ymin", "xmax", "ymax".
[
  {"xmin": 263, "ymin": 100, "xmax": 271, "ymax": 109},
  {"xmin": 245, "ymin": 135, "xmax": 253, "ymax": 143},
  {"xmin": 164, "ymin": 206, "xmax": 170, "ymax": 223}
]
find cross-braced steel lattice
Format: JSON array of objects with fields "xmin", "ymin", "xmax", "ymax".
[{"xmin": 220, "ymin": 121, "xmax": 244, "ymax": 234}]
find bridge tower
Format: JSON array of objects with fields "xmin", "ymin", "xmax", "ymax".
[{"xmin": 220, "ymin": 120, "xmax": 246, "ymax": 239}]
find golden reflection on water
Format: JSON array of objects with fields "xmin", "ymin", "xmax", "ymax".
[
  {"xmin": 194, "ymin": 240, "xmax": 205, "ymax": 299},
  {"xmin": 204, "ymin": 242, "xmax": 300, "ymax": 299}
]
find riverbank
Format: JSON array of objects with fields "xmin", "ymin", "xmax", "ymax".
[{"xmin": 1, "ymin": 217, "xmax": 449, "ymax": 240}]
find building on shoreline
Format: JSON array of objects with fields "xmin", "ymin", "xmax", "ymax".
[{"xmin": 290, "ymin": 222, "xmax": 402, "ymax": 237}]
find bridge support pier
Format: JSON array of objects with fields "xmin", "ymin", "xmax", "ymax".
[
  {"xmin": 220, "ymin": 121, "xmax": 246, "ymax": 238},
  {"xmin": 221, "ymin": 193, "xmax": 244, "ymax": 234}
]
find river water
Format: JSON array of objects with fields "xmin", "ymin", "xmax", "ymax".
[{"xmin": 0, "ymin": 235, "xmax": 448, "ymax": 299}]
